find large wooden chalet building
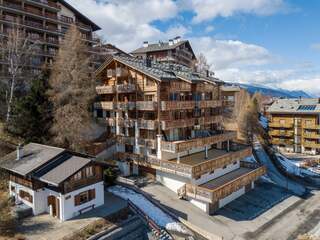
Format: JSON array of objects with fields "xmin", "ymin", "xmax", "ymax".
[{"xmin": 94, "ymin": 54, "xmax": 266, "ymax": 214}]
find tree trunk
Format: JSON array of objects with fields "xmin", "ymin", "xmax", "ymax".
[{"xmin": 6, "ymin": 75, "xmax": 15, "ymax": 123}]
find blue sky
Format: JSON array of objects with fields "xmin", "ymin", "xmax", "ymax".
[{"xmin": 67, "ymin": 0, "xmax": 320, "ymax": 96}]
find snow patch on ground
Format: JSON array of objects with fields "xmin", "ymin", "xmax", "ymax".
[
  {"xmin": 108, "ymin": 185, "xmax": 188, "ymax": 234},
  {"xmin": 259, "ymin": 115, "xmax": 268, "ymax": 129}
]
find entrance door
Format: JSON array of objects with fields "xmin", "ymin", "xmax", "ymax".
[{"xmin": 48, "ymin": 196, "xmax": 60, "ymax": 219}]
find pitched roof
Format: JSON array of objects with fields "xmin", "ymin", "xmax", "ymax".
[
  {"xmin": 267, "ymin": 98, "xmax": 320, "ymax": 114},
  {"xmin": 59, "ymin": 0, "xmax": 101, "ymax": 31},
  {"xmin": 0, "ymin": 143, "xmax": 65, "ymax": 176},
  {"xmin": 131, "ymin": 40, "xmax": 196, "ymax": 59},
  {"xmin": 96, "ymin": 55, "xmax": 223, "ymax": 85},
  {"xmin": 37, "ymin": 155, "xmax": 91, "ymax": 186}
]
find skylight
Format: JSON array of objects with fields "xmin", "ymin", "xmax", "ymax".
[{"xmin": 297, "ymin": 105, "xmax": 316, "ymax": 111}]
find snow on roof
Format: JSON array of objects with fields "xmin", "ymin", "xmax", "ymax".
[{"xmin": 267, "ymin": 98, "xmax": 320, "ymax": 114}]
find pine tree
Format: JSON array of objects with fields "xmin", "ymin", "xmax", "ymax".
[
  {"xmin": 48, "ymin": 24, "xmax": 95, "ymax": 151},
  {"xmin": 9, "ymin": 71, "xmax": 52, "ymax": 143}
]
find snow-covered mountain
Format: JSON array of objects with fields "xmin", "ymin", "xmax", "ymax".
[{"xmin": 237, "ymin": 83, "xmax": 313, "ymax": 98}]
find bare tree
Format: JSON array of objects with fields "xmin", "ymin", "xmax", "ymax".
[
  {"xmin": 48, "ymin": 24, "xmax": 95, "ymax": 151},
  {"xmin": 196, "ymin": 53, "xmax": 211, "ymax": 73},
  {"xmin": 0, "ymin": 22, "xmax": 39, "ymax": 123}
]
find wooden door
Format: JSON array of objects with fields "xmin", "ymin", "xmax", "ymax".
[{"xmin": 48, "ymin": 196, "xmax": 60, "ymax": 218}]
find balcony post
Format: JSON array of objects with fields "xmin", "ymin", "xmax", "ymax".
[
  {"xmin": 227, "ymin": 140, "xmax": 230, "ymax": 152},
  {"xmin": 177, "ymin": 153, "xmax": 180, "ymax": 164},
  {"xmin": 134, "ymin": 121, "xmax": 140, "ymax": 154},
  {"xmin": 205, "ymin": 146, "xmax": 208, "ymax": 159},
  {"xmin": 157, "ymin": 134, "xmax": 162, "ymax": 159}
]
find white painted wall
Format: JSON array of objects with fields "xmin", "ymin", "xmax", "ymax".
[
  {"xmin": 117, "ymin": 161, "xmax": 130, "ymax": 176},
  {"xmin": 219, "ymin": 187, "xmax": 245, "ymax": 208},
  {"xmin": 192, "ymin": 161, "xmax": 240, "ymax": 185},
  {"xmin": 9, "ymin": 181, "xmax": 104, "ymax": 221},
  {"xmin": 58, "ymin": 4, "xmax": 76, "ymax": 20},
  {"xmin": 156, "ymin": 170, "xmax": 189, "ymax": 193},
  {"xmin": 60, "ymin": 181, "xmax": 104, "ymax": 221},
  {"xmin": 189, "ymin": 198, "xmax": 209, "ymax": 213}
]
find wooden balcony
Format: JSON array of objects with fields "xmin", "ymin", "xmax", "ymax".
[
  {"xmin": 169, "ymin": 82, "xmax": 191, "ymax": 91},
  {"xmin": 94, "ymin": 101, "xmax": 115, "ymax": 110},
  {"xmin": 161, "ymin": 118, "xmax": 196, "ymax": 130},
  {"xmin": 116, "ymin": 136, "xmax": 156, "ymax": 148},
  {"xmin": 303, "ymin": 124, "xmax": 320, "ymax": 130},
  {"xmin": 26, "ymin": 0, "xmax": 61, "ymax": 10},
  {"xmin": 303, "ymin": 133, "xmax": 320, "ymax": 139},
  {"xmin": 269, "ymin": 130, "xmax": 294, "ymax": 137},
  {"xmin": 96, "ymin": 85, "xmax": 115, "ymax": 94},
  {"xmin": 138, "ymin": 119, "xmax": 156, "ymax": 130},
  {"xmin": 180, "ymin": 163, "xmax": 266, "ymax": 203},
  {"xmin": 271, "ymin": 138, "xmax": 294, "ymax": 145},
  {"xmin": 117, "ymin": 102, "xmax": 136, "ymax": 111},
  {"xmin": 116, "ymin": 145, "xmax": 251, "ymax": 179},
  {"xmin": 269, "ymin": 122, "xmax": 294, "ymax": 128},
  {"xmin": 162, "ymin": 131, "xmax": 237, "ymax": 153},
  {"xmin": 118, "ymin": 118, "xmax": 135, "ymax": 128},
  {"xmin": 303, "ymin": 141, "xmax": 320, "ymax": 149},
  {"xmin": 117, "ymin": 84, "xmax": 136, "ymax": 93},
  {"xmin": 136, "ymin": 101, "xmax": 157, "ymax": 111},
  {"xmin": 160, "ymin": 100, "xmax": 222, "ymax": 111},
  {"xmin": 197, "ymin": 115, "xmax": 223, "ymax": 125}
]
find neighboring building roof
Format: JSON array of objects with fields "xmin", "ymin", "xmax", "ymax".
[
  {"xmin": 131, "ymin": 40, "xmax": 196, "ymax": 59},
  {"xmin": 59, "ymin": 0, "xmax": 101, "ymax": 31},
  {"xmin": 37, "ymin": 155, "xmax": 91, "ymax": 186},
  {"xmin": 267, "ymin": 98, "xmax": 320, "ymax": 114},
  {"xmin": 0, "ymin": 143, "xmax": 65, "ymax": 176},
  {"xmin": 96, "ymin": 55, "xmax": 223, "ymax": 85}
]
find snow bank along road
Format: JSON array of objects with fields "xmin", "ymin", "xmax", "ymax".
[
  {"xmin": 253, "ymin": 139, "xmax": 307, "ymax": 196},
  {"xmin": 108, "ymin": 185, "xmax": 189, "ymax": 234}
]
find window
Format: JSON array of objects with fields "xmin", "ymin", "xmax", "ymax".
[
  {"xmin": 61, "ymin": 15, "xmax": 73, "ymax": 24},
  {"xmin": 11, "ymin": 185, "xmax": 15, "ymax": 193},
  {"xmin": 19, "ymin": 190, "xmax": 33, "ymax": 203},
  {"xmin": 74, "ymin": 189, "xmax": 96, "ymax": 206},
  {"xmin": 85, "ymin": 166, "xmax": 94, "ymax": 178}
]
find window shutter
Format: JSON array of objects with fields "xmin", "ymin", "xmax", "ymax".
[
  {"xmin": 89, "ymin": 189, "xmax": 96, "ymax": 200},
  {"xmin": 74, "ymin": 195, "xmax": 80, "ymax": 206}
]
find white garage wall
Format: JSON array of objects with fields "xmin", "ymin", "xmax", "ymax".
[
  {"xmin": 156, "ymin": 170, "xmax": 189, "ymax": 193},
  {"xmin": 219, "ymin": 186, "xmax": 245, "ymax": 208}
]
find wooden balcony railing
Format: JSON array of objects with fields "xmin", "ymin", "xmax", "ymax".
[
  {"xmin": 303, "ymin": 133, "xmax": 320, "ymax": 139},
  {"xmin": 303, "ymin": 124, "xmax": 320, "ymax": 130},
  {"xmin": 180, "ymin": 164, "xmax": 266, "ymax": 203},
  {"xmin": 269, "ymin": 122, "xmax": 294, "ymax": 128},
  {"xmin": 117, "ymin": 84, "xmax": 136, "ymax": 93},
  {"xmin": 26, "ymin": 0, "xmax": 61, "ymax": 10},
  {"xmin": 269, "ymin": 130, "xmax": 294, "ymax": 137},
  {"xmin": 96, "ymin": 85, "xmax": 115, "ymax": 94},
  {"xmin": 136, "ymin": 101, "xmax": 157, "ymax": 111},
  {"xmin": 162, "ymin": 131, "xmax": 237, "ymax": 153},
  {"xmin": 160, "ymin": 115, "xmax": 222, "ymax": 130},
  {"xmin": 303, "ymin": 141, "xmax": 320, "ymax": 149},
  {"xmin": 94, "ymin": 101, "xmax": 115, "ymax": 110},
  {"xmin": 161, "ymin": 100, "xmax": 221, "ymax": 110},
  {"xmin": 138, "ymin": 119, "xmax": 156, "ymax": 130},
  {"xmin": 191, "ymin": 147, "xmax": 252, "ymax": 179},
  {"xmin": 271, "ymin": 138, "xmax": 294, "ymax": 145},
  {"xmin": 116, "ymin": 136, "xmax": 156, "ymax": 148},
  {"xmin": 169, "ymin": 82, "xmax": 192, "ymax": 91}
]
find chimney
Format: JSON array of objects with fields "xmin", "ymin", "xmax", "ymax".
[
  {"xmin": 143, "ymin": 41, "xmax": 148, "ymax": 48},
  {"xmin": 16, "ymin": 144, "xmax": 23, "ymax": 161},
  {"xmin": 168, "ymin": 39, "xmax": 173, "ymax": 46},
  {"xmin": 175, "ymin": 36, "xmax": 181, "ymax": 43},
  {"xmin": 206, "ymin": 70, "xmax": 210, "ymax": 77}
]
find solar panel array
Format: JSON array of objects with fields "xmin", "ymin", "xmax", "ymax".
[{"xmin": 297, "ymin": 105, "xmax": 316, "ymax": 111}]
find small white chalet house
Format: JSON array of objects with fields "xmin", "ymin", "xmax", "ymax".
[{"xmin": 0, "ymin": 143, "xmax": 104, "ymax": 221}]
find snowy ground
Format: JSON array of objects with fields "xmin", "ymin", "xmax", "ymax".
[
  {"xmin": 108, "ymin": 185, "xmax": 189, "ymax": 234},
  {"xmin": 276, "ymin": 153, "xmax": 320, "ymax": 178}
]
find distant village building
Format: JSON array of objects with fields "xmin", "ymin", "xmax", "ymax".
[
  {"xmin": 131, "ymin": 37, "xmax": 197, "ymax": 68},
  {"xmin": 0, "ymin": 143, "xmax": 104, "ymax": 221},
  {"xmin": 267, "ymin": 98, "xmax": 320, "ymax": 155},
  {"xmin": 93, "ymin": 54, "xmax": 266, "ymax": 214}
]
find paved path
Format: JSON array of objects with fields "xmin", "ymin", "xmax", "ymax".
[
  {"xmin": 18, "ymin": 192, "xmax": 127, "ymax": 240},
  {"xmin": 141, "ymin": 182, "xmax": 305, "ymax": 240},
  {"xmin": 253, "ymin": 139, "xmax": 307, "ymax": 196}
]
